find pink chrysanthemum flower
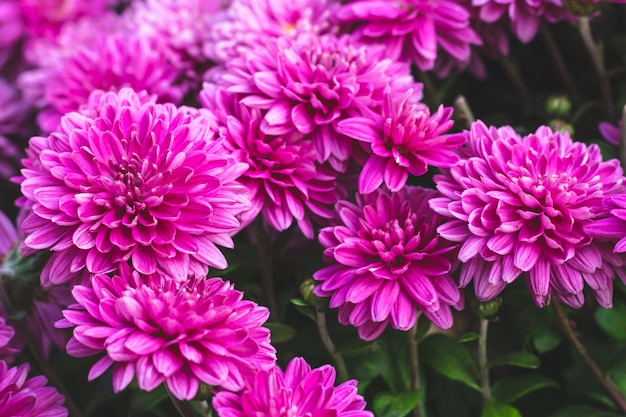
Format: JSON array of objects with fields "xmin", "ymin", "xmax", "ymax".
[
  {"xmin": 18, "ymin": 0, "xmax": 115, "ymax": 40},
  {"xmin": 21, "ymin": 32, "xmax": 186, "ymax": 132},
  {"xmin": 129, "ymin": 0, "xmax": 226, "ymax": 81},
  {"xmin": 57, "ymin": 265, "xmax": 276, "ymax": 400},
  {"xmin": 337, "ymin": 89, "xmax": 466, "ymax": 194},
  {"xmin": 0, "ymin": 360, "xmax": 68, "ymax": 417},
  {"xmin": 213, "ymin": 357, "xmax": 372, "ymax": 417},
  {"xmin": 206, "ymin": 0, "xmax": 339, "ymax": 62},
  {"xmin": 598, "ymin": 120, "xmax": 621, "ymax": 146},
  {"xmin": 313, "ymin": 186, "xmax": 462, "ymax": 341},
  {"xmin": 222, "ymin": 33, "xmax": 415, "ymax": 172},
  {"xmin": 472, "ymin": 0, "xmax": 566, "ymax": 43},
  {"xmin": 0, "ymin": 1, "xmax": 24, "ymax": 51},
  {"xmin": 18, "ymin": 88, "xmax": 250, "ymax": 286},
  {"xmin": 430, "ymin": 121, "xmax": 626, "ymax": 308},
  {"xmin": 201, "ymin": 86, "xmax": 341, "ymax": 238},
  {"xmin": 334, "ymin": 0, "xmax": 482, "ymax": 71},
  {"xmin": 586, "ymin": 195, "xmax": 626, "ymax": 254}
]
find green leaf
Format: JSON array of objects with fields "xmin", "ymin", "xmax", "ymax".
[
  {"xmin": 532, "ymin": 326, "xmax": 562, "ymax": 353},
  {"xmin": 548, "ymin": 406, "xmax": 624, "ymax": 417},
  {"xmin": 488, "ymin": 351, "xmax": 540, "ymax": 369},
  {"xmin": 458, "ymin": 332, "xmax": 480, "ymax": 343},
  {"xmin": 481, "ymin": 404, "xmax": 522, "ymax": 417},
  {"xmin": 492, "ymin": 374, "xmax": 559, "ymax": 404},
  {"xmin": 420, "ymin": 334, "xmax": 480, "ymax": 391},
  {"xmin": 265, "ymin": 322, "xmax": 296, "ymax": 343},
  {"xmin": 595, "ymin": 302, "xmax": 626, "ymax": 340},
  {"xmin": 290, "ymin": 298, "xmax": 309, "ymax": 307},
  {"xmin": 608, "ymin": 361, "xmax": 626, "ymax": 395},
  {"xmin": 373, "ymin": 392, "xmax": 420, "ymax": 417}
]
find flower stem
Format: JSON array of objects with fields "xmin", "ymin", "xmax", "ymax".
[
  {"xmin": 255, "ymin": 218, "xmax": 277, "ymax": 320},
  {"xmin": 167, "ymin": 385, "xmax": 199, "ymax": 417},
  {"xmin": 0, "ymin": 279, "xmax": 84, "ymax": 417},
  {"xmin": 419, "ymin": 71, "xmax": 438, "ymax": 107},
  {"xmin": 579, "ymin": 16, "xmax": 614, "ymax": 118},
  {"xmin": 478, "ymin": 317, "xmax": 491, "ymax": 404},
  {"xmin": 314, "ymin": 305, "xmax": 349, "ymax": 382},
  {"xmin": 552, "ymin": 301, "xmax": 626, "ymax": 413},
  {"xmin": 454, "ymin": 95, "xmax": 475, "ymax": 129},
  {"xmin": 540, "ymin": 24, "xmax": 584, "ymax": 107},
  {"xmin": 499, "ymin": 55, "xmax": 531, "ymax": 113},
  {"xmin": 408, "ymin": 318, "xmax": 425, "ymax": 417},
  {"xmin": 620, "ymin": 105, "xmax": 626, "ymax": 168}
]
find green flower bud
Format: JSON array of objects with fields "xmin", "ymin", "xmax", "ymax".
[
  {"xmin": 549, "ymin": 119, "xmax": 575, "ymax": 135},
  {"xmin": 471, "ymin": 297, "xmax": 502, "ymax": 318},
  {"xmin": 546, "ymin": 95, "xmax": 572, "ymax": 117},
  {"xmin": 299, "ymin": 278, "xmax": 324, "ymax": 306}
]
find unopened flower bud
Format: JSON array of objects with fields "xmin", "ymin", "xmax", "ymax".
[
  {"xmin": 560, "ymin": 0, "xmax": 601, "ymax": 16},
  {"xmin": 549, "ymin": 119, "xmax": 575, "ymax": 135},
  {"xmin": 300, "ymin": 278, "xmax": 324, "ymax": 306},
  {"xmin": 471, "ymin": 297, "xmax": 502, "ymax": 318},
  {"xmin": 546, "ymin": 95, "xmax": 572, "ymax": 117}
]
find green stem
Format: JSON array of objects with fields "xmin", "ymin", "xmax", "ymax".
[
  {"xmin": 408, "ymin": 317, "xmax": 424, "ymax": 417},
  {"xmin": 419, "ymin": 71, "xmax": 438, "ymax": 107},
  {"xmin": 620, "ymin": 105, "xmax": 626, "ymax": 168},
  {"xmin": 0, "ymin": 279, "xmax": 84, "ymax": 417},
  {"xmin": 579, "ymin": 16, "xmax": 614, "ymax": 118},
  {"xmin": 454, "ymin": 95, "xmax": 475, "ymax": 129},
  {"xmin": 552, "ymin": 301, "xmax": 626, "ymax": 413},
  {"xmin": 167, "ymin": 385, "xmax": 199, "ymax": 417},
  {"xmin": 314, "ymin": 305, "xmax": 349, "ymax": 382},
  {"xmin": 479, "ymin": 317, "xmax": 491, "ymax": 404},
  {"xmin": 540, "ymin": 24, "xmax": 584, "ymax": 107},
  {"xmin": 255, "ymin": 218, "xmax": 277, "ymax": 320}
]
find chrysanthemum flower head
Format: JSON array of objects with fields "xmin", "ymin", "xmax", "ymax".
[
  {"xmin": 223, "ymin": 33, "xmax": 415, "ymax": 172},
  {"xmin": 313, "ymin": 186, "xmax": 462, "ymax": 341},
  {"xmin": 335, "ymin": 0, "xmax": 482, "ymax": 71},
  {"xmin": 0, "ymin": 360, "xmax": 68, "ymax": 417},
  {"xmin": 472, "ymin": 0, "xmax": 566, "ymax": 43},
  {"xmin": 128, "ymin": 0, "xmax": 225, "ymax": 81},
  {"xmin": 337, "ymin": 88, "xmax": 466, "ymax": 194},
  {"xmin": 430, "ymin": 121, "xmax": 626, "ymax": 308},
  {"xmin": 205, "ymin": 0, "xmax": 339, "ymax": 63},
  {"xmin": 21, "ymin": 31, "xmax": 186, "ymax": 132},
  {"xmin": 213, "ymin": 357, "xmax": 373, "ymax": 417},
  {"xmin": 57, "ymin": 265, "xmax": 276, "ymax": 400},
  {"xmin": 18, "ymin": 88, "xmax": 250, "ymax": 286},
  {"xmin": 201, "ymin": 85, "xmax": 341, "ymax": 238},
  {"xmin": 598, "ymin": 120, "xmax": 621, "ymax": 146},
  {"xmin": 18, "ymin": 0, "xmax": 115, "ymax": 41}
]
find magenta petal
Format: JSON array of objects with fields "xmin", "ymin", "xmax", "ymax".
[{"xmin": 358, "ymin": 156, "xmax": 386, "ymax": 194}]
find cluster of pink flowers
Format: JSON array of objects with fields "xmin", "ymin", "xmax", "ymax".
[{"xmin": 1, "ymin": 0, "xmax": 626, "ymax": 416}]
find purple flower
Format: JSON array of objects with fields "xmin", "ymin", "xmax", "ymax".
[
  {"xmin": 335, "ymin": 0, "xmax": 482, "ymax": 71},
  {"xmin": 206, "ymin": 0, "xmax": 339, "ymax": 62},
  {"xmin": 222, "ymin": 33, "xmax": 415, "ymax": 172},
  {"xmin": 201, "ymin": 86, "xmax": 341, "ymax": 238},
  {"xmin": 430, "ymin": 121, "xmax": 626, "ymax": 308},
  {"xmin": 21, "ymin": 32, "xmax": 186, "ymax": 132},
  {"xmin": 213, "ymin": 357, "xmax": 372, "ymax": 417},
  {"xmin": 0, "ymin": 316, "xmax": 20, "ymax": 362},
  {"xmin": 598, "ymin": 120, "xmax": 621, "ymax": 146},
  {"xmin": 337, "ymin": 89, "xmax": 466, "ymax": 194},
  {"xmin": 18, "ymin": 0, "xmax": 115, "ymax": 41},
  {"xmin": 128, "ymin": 0, "xmax": 226, "ymax": 81},
  {"xmin": 0, "ymin": 360, "xmax": 68, "ymax": 417},
  {"xmin": 586, "ymin": 195, "xmax": 626, "ymax": 254},
  {"xmin": 57, "ymin": 265, "xmax": 276, "ymax": 400},
  {"xmin": 18, "ymin": 88, "xmax": 251, "ymax": 286},
  {"xmin": 472, "ymin": 0, "xmax": 566, "ymax": 43},
  {"xmin": 313, "ymin": 186, "xmax": 462, "ymax": 341}
]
